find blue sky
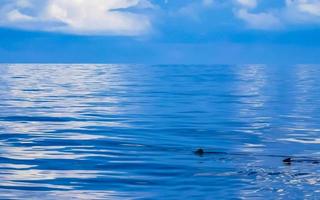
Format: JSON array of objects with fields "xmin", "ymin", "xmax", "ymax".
[{"xmin": 1, "ymin": 0, "xmax": 320, "ymax": 64}]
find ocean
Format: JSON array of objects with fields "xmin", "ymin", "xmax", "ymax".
[{"xmin": 0, "ymin": 64, "xmax": 319, "ymax": 199}]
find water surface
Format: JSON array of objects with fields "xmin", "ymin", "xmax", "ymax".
[{"xmin": 0, "ymin": 64, "xmax": 320, "ymax": 199}]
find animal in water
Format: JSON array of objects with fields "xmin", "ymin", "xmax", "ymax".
[
  {"xmin": 194, "ymin": 148, "xmax": 204, "ymax": 156},
  {"xmin": 194, "ymin": 148, "xmax": 320, "ymax": 165},
  {"xmin": 282, "ymin": 157, "xmax": 292, "ymax": 165}
]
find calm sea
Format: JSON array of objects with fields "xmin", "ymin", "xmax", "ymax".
[{"xmin": 0, "ymin": 64, "xmax": 320, "ymax": 199}]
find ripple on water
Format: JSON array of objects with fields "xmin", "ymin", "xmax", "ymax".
[{"xmin": 0, "ymin": 64, "xmax": 320, "ymax": 199}]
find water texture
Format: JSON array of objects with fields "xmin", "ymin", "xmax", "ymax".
[{"xmin": 0, "ymin": 64, "xmax": 320, "ymax": 199}]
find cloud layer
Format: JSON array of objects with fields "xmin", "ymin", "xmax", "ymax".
[
  {"xmin": 0, "ymin": 0, "xmax": 153, "ymax": 36},
  {"xmin": 1, "ymin": 0, "xmax": 320, "ymax": 36},
  {"xmin": 234, "ymin": 0, "xmax": 320, "ymax": 29}
]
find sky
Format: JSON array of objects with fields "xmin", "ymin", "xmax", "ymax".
[{"xmin": 0, "ymin": 0, "xmax": 320, "ymax": 64}]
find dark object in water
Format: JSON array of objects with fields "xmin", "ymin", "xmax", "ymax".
[
  {"xmin": 194, "ymin": 149, "xmax": 320, "ymax": 165},
  {"xmin": 283, "ymin": 157, "xmax": 292, "ymax": 165},
  {"xmin": 195, "ymin": 148, "xmax": 204, "ymax": 156}
]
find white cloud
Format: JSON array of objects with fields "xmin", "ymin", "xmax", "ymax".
[
  {"xmin": 7, "ymin": 9, "xmax": 33, "ymax": 21},
  {"xmin": 300, "ymin": 3, "xmax": 320, "ymax": 16},
  {"xmin": 0, "ymin": 0, "xmax": 153, "ymax": 36},
  {"xmin": 286, "ymin": 0, "xmax": 320, "ymax": 16},
  {"xmin": 202, "ymin": 0, "xmax": 214, "ymax": 7},
  {"xmin": 234, "ymin": 0, "xmax": 282, "ymax": 30},
  {"xmin": 1, "ymin": 0, "xmax": 320, "ymax": 35},
  {"xmin": 285, "ymin": 0, "xmax": 320, "ymax": 23},
  {"xmin": 236, "ymin": 9, "xmax": 282, "ymax": 29},
  {"xmin": 236, "ymin": 0, "xmax": 257, "ymax": 8},
  {"xmin": 286, "ymin": 0, "xmax": 320, "ymax": 15},
  {"xmin": 233, "ymin": 0, "xmax": 320, "ymax": 30}
]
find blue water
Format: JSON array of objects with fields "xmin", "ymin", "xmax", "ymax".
[{"xmin": 0, "ymin": 64, "xmax": 320, "ymax": 199}]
